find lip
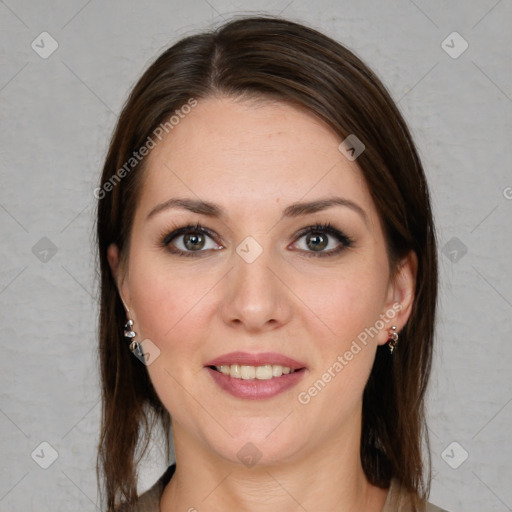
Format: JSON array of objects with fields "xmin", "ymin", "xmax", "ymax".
[
  {"xmin": 204, "ymin": 351, "xmax": 307, "ymax": 370},
  {"xmin": 204, "ymin": 351, "xmax": 307, "ymax": 400},
  {"xmin": 205, "ymin": 366, "xmax": 307, "ymax": 400}
]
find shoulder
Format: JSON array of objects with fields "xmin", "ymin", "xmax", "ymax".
[
  {"xmin": 116, "ymin": 464, "xmax": 175, "ymax": 512},
  {"xmin": 383, "ymin": 478, "xmax": 451, "ymax": 512},
  {"xmin": 426, "ymin": 503, "xmax": 450, "ymax": 512}
]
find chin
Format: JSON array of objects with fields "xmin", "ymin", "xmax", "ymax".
[{"xmin": 205, "ymin": 422, "xmax": 309, "ymax": 469}]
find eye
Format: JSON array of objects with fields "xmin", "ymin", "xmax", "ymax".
[
  {"xmin": 161, "ymin": 223, "xmax": 222, "ymax": 257},
  {"xmin": 160, "ymin": 221, "xmax": 354, "ymax": 258},
  {"xmin": 291, "ymin": 222, "xmax": 354, "ymax": 257}
]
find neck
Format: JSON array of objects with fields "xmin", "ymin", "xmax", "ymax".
[{"xmin": 160, "ymin": 417, "xmax": 388, "ymax": 512}]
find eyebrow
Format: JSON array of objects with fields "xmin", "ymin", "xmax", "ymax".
[{"xmin": 146, "ymin": 196, "xmax": 368, "ymax": 225}]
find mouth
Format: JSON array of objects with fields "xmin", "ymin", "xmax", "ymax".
[
  {"xmin": 208, "ymin": 364, "xmax": 303, "ymax": 380},
  {"xmin": 204, "ymin": 352, "xmax": 307, "ymax": 400}
]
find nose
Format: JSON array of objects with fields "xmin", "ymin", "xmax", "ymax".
[{"xmin": 219, "ymin": 240, "xmax": 293, "ymax": 333}]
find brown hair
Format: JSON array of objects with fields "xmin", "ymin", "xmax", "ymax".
[{"xmin": 96, "ymin": 15, "xmax": 437, "ymax": 511}]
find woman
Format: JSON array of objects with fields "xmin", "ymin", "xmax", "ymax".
[{"xmin": 96, "ymin": 15, "xmax": 446, "ymax": 512}]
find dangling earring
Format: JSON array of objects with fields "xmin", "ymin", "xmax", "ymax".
[
  {"xmin": 124, "ymin": 319, "xmax": 143, "ymax": 357},
  {"xmin": 387, "ymin": 325, "xmax": 399, "ymax": 354}
]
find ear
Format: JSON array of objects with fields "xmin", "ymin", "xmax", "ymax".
[
  {"xmin": 107, "ymin": 243, "xmax": 131, "ymax": 312},
  {"xmin": 377, "ymin": 250, "xmax": 418, "ymax": 346}
]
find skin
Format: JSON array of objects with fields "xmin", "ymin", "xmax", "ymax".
[{"xmin": 108, "ymin": 95, "xmax": 417, "ymax": 512}]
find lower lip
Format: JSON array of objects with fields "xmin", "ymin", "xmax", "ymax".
[{"xmin": 205, "ymin": 367, "xmax": 306, "ymax": 400}]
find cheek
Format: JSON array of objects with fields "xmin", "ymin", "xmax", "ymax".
[
  {"xmin": 293, "ymin": 271, "xmax": 386, "ymax": 425},
  {"xmin": 127, "ymin": 254, "xmax": 214, "ymax": 345},
  {"xmin": 298, "ymin": 264, "xmax": 388, "ymax": 347},
  {"xmin": 127, "ymin": 262, "xmax": 214, "ymax": 413}
]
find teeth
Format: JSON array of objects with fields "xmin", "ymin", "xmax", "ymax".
[
  {"xmin": 229, "ymin": 364, "xmax": 241, "ymax": 378},
  {"xmin": 219, "ymin": 365, "xmax": 231, "ymax": 375},
  {"xmin": 241, "ymin": 365, "xmax": 255, "ymax": 379},
  {"xmin": 215, "ymin": 364, "xmax": 297, "ymax": 380},
  {"xmin": 255, "ymin": 365, "xmax": 272, "ymax": 380}
]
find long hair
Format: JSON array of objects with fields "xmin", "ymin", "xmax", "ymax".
[{"xmin": 96, "ymin": 15, "xmax": 437, "ymax": 511}]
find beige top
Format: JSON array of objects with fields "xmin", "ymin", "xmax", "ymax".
[{"xmin": 117, "ymin": 465, "xmax": 449, "ymax": 511}]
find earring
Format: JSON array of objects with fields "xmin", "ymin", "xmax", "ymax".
[
  {"xmin": 124, "ymin": 319, "xmax": 143, "ymax": 357},
  {"xmin": 387, "ymin": 325, "xmax": 399, "ymax": 354}
]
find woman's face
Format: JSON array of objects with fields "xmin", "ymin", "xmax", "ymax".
[{"xmin": 109, "ymin": 96, "xmax": 415, "ymax": 467}]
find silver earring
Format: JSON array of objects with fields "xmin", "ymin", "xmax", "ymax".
[
  {"xmin": 387, "ymin": 325, "xmax": 399, "ymax": 354},
  {"xmin": 124, "ymin": 319, "xmax": 143, "ymax": 357}
]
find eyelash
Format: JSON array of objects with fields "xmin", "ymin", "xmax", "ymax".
[{"xmin": 159, "ymin": 221, "xmax": 354, "ymax": 258}]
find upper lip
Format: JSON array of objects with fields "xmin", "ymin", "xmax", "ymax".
[{"xmin": 204, "ymin": 351, "xmax": 307, "ymax": 370}]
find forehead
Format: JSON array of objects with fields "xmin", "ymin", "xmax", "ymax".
[{"xmin": 137, "ymin": 96, "xmax": 375, "ymax": 220}]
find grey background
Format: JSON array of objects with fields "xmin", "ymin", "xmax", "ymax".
[{"xmin": 1, "ymin": 1, "xmax": 511, "ymax": 511}]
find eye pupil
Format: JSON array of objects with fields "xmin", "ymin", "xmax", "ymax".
[
  {"xmin": 307, "ymin": 233, "xmax": 327, "ymax": 251},
  {"xmin": 184, "ymin": 233, "xmax": 205, "ymax": 250}
]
